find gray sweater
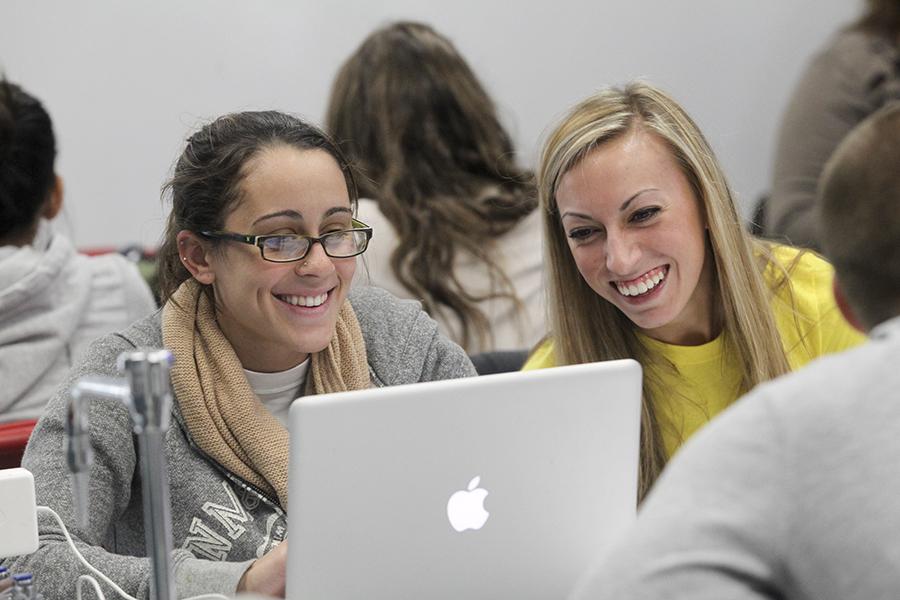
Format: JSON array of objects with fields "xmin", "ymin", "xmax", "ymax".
[
  {"xmin": 573, "ymin": 315, "xmax": 900, "ymax": 600},
  {"xmin": 2, "ymin": 286, "xmax": 476, "ymax": 599},
  {"xmin": 0, "ymin": 224, "xmax": 156, "ymax": 422}
]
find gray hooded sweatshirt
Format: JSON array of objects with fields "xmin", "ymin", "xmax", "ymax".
[
  {"xmin": 0, "ymin": 223, "xmax": 156, "ymax": 422},
  {"xmin": 2, "ymin": 285, "xmax": 476, "ymax": 599}
]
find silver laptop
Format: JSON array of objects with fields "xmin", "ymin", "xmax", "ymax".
[{"xmin": 286, "ymin": 359, "xmax": 642, "ymax": 600}]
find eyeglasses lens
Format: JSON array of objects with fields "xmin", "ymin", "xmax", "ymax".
[
  {"xmin": 262, "ymin": 236, "xmax": 309, "ymax": 261},
  {"xmin": 323, "ymin": 230, "xmax": 367, "ymax": 257},
  {"xmin": 261, "ymin": 230, "xmax": 368, "ymax": 262}
]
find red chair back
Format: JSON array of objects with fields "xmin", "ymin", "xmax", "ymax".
[{"xmin": 0, "ymin": 420, "xmax": 38, "ymax": 469}]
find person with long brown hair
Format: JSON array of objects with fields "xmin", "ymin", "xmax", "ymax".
[
  {"xmin": 763, "ymin": 0, "xmax": 900, "ymax": 250},
  {"xmin": 525, "ymin": 81, "xmax": 864, "ymax": 500},
  {"xmin": 326, "ymin": 21, "xmax": 543, "ymax": 355}
]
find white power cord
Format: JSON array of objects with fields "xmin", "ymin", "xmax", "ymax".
[
  {"xmin": 77, "ymin": 574, "xmax": 106, "ymax": 600},
  {"xmin": 37, "ymin": 506, "xmax": 137, "ymax": 600},
  {"xmin": 36, "ymin": 506, "xmax": 230, "ymax": 600}
]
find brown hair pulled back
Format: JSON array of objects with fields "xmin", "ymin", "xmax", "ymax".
[{"xmin": 157, "ymin": 111, "xmax": 357, "ymax": 305}]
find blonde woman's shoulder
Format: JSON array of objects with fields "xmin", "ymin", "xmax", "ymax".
[
  {"xmin": 763, "ymin": 243, "xmax": 865, "ymax": 366},
  {"xmin": 769, "ymin": 243, "xmax": 834, "ymax": 277}
]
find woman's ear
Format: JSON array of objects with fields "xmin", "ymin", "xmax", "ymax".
[
  {"xmin": 41, "ymin": 175, "xmax": 64, "ymax": 220},
  {"xmin": 177, "ymin": 230, "xmax": 216, "ymax": 285}
]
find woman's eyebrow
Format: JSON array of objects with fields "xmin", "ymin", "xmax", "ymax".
[
  {"xmin": 252, "ymin": 209, "xmax": 303, "ymax": 226},
  {"xmin": 324, "ymin": 206, "xmax": 352, "ymax": 217},
  {"xmin": 561, "ymin": 189, "xmax": 661, "ymax": 222},
  {"xmin": 251, "ymin": 206, "xmax": 352, "ymax": 226},
  {"xmin": 619, "ymin": 188, "xmax": 659, "ymax": 212},
  {"xmin": 560, "ymin": 210, "xmax": 595, "ymax": 221}
]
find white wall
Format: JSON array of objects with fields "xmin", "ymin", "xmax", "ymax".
[{"xmin": 0, "ymin": 0, "xmax": 860, "ymax": 248}]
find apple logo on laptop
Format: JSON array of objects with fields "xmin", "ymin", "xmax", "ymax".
[{"xmin": 447, "ymin": 476, "xmax": 490, "ymax": 532}]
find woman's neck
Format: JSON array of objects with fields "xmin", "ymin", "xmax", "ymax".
[{"xmin": 640, "ymin": 246, "xmax": 723, "ymax": 346}]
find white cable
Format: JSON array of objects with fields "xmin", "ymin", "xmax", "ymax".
[
  {"xmin": 37, "ymin": 506, "xmax": 137, "ymax": 600},
  {"xmin": 76, "ymin": 575, "xmax": 228, "ymax": 600},
  {"xmin": 37, "ymin": 506, "xmax": 234, "ymax": 600},
  {"xmin": 77, "ymin": 574, "xmax": 106, "ymax": 600}
]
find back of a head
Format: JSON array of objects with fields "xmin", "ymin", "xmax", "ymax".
[
  {"xmin": 0, "ymin": 80, "xmax": 57, "ymax": 243},
  {"xmin": 325, "ymin": 21, "xmax": 536, "ymax": 352},
  {"xmin": 819, "ymin": 102, "xmax": 900, "ymax": 328},
  {"xmin": 326, "ymin": 20, "xmax": 519, "ymax": 197}
]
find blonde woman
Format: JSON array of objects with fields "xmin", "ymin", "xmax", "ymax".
[{"xmin": 524, "ymin": 82, "xmax": 864, "ymax": 499}]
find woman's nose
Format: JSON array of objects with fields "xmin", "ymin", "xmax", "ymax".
[
  {"xmin": 604, "ymin": 230, "xmax": 641, "ymax": 276},
  {"xmin": 294, "ymin": 240, "xmax": 333, "ymax": 275}
]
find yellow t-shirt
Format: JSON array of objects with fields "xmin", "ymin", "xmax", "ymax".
[{"xmin": 523, "ymin": 246, "xmax": 866, "ymax": 457}]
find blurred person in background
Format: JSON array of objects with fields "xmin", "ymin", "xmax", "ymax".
[
  {"xmin": 763, "ymin": 0, "xmax": 900, "ymax": 250},
  {"xmin": 327, "ymin": 21, "xmax": 544, "ymax": 357},
  {"xmin": 0, "ymin": 79, "xmax": 155, "ymax": 423}
]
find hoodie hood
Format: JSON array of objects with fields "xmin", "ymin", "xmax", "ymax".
[{"xmin": 0, "ymin": 223, "xmax": 92, "ymax": 415}]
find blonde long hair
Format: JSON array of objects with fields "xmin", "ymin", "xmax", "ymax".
[{"xmin": 538, "ymin": 82, "xmax": 792, "ymax": 499}]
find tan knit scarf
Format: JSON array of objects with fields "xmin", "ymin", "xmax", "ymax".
[{"xmin": 162, "ymin": 279, "xmax": 370, "ymax": 509}]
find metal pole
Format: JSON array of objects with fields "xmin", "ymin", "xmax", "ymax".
[
  {"xmin": 120, "ymin": 350, "xmax": 176, "ymax": 600},
  {"xmin": 70, "ymin": 349, "xmax": 177, "ymax": 600}
]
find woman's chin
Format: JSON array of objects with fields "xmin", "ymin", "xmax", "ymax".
[
  {"xmin": 291, "ymin": 326, "xmax": 338, "ymax": 356},
  {"xmin": 623, "ymin": 309, "xmax": 679, "ymax": 339}
]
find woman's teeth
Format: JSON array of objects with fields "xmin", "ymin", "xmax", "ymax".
[
  {"xmin": 616, "ymin": 270, "xmax": 666, "ymax": 297},
  {"xmin": 278, "ymin": 293, "xmax": 328, "ymax": 307}
]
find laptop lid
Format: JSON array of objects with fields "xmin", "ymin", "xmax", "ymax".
[{"xmin": 286, "ymin": 359, "xmax": 642, "ymax": 600}]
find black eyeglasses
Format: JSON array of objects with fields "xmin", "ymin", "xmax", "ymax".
[{"xmin": 200, "ymin": 218, "xmax": 373, "ymax": 263}]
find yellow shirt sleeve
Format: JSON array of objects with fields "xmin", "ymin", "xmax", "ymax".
[{"xmin": 521, "ymin": 339, "xmax": 556, "ymax": 370}]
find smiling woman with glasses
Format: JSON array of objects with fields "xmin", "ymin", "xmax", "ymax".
[{"xmin": 14, "ymin": 110, "xmax": 476, "ymax": 600}]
